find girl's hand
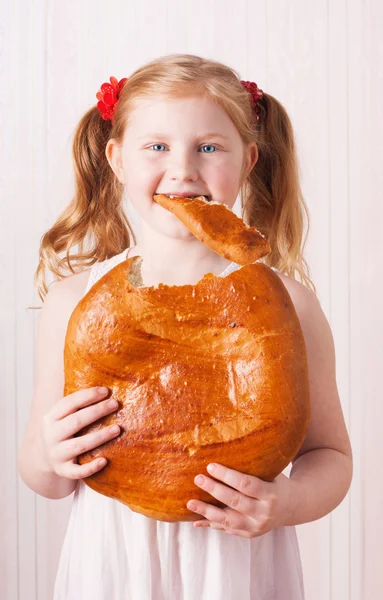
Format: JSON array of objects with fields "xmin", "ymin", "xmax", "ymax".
[
  {"xmin": 186, "ymin": 463, "xmax": 296, "ymax": 538},
  {"xmin": 41, "ymin": 386, "xmax": 121, "ymax": 479}
]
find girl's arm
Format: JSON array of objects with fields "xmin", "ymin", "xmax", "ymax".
[
  {"xmin": 279, "ymin": 276, "xmax": 353, "ymax": 525},
  {"xmin": 18, "ymin": 273, "xmax": 89, "ymax": 498}
]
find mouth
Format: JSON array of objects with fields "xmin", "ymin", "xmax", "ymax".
[{"xmin": 154, "ymin": 194, "xmax": 212, "ymax": 202}]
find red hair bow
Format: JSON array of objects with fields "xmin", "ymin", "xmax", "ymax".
[
  {"xmin": 240, "ymin": 80, "xmax": 264, "ymax": 120},
  {"xmin": 96, "ymin": 76, "xmax": 128, "ymax": 122}
]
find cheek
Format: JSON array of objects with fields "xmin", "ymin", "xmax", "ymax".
[
  {"xmin": 123, "ymin": 152, "xmax": 158, "ymax": 184},
  {"xmin": 220, "ymin": 172, "xmax": 240, "ymax": 191},
  {"xmin": 210, "ymin": 155, "xmax": 243, "ymax": 187},
  {"xmin": 210, "ymin": 169, "xmax": 241, "ymax": 206}
]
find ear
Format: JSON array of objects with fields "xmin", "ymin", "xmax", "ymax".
[
  {"xmin": 105, "ymin": 138, "xmax": 125, "ymax": 184},
  {"xmin": 240, "ymin": 143, "xmax": 258, "ymax": 185},
  {"xmin": 246, "ymin": 142, "xmax": 258, "ymax": 175}
]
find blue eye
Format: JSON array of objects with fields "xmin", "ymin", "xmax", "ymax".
[{"xmin": 148, "ymin": 144, "xmax": 217, "ymax": 153}]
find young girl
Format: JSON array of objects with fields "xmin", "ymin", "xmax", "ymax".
[{"xmin": 18, "ymin": 54, "xmax": 352, "ymax": 600}]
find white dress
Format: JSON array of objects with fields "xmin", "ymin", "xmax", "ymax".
[{"xmin": 54, "ymin": 248, "xmax": 305, "ymax": 600}]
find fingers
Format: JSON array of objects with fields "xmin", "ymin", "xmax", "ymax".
[
  {"xmin": 41, "ymin": 386, "xmax": 122, "ymax": 479},
  {"xmin": 56, "ymin": 456, "xmax": 110, "ymax": 480},
  {"xmin": 58, "ymin": 423, "xmax": 121, "ymax": 463},
  {"xmin": 191, "ymin": 474, "xmax": 256, "ymax": 517},
  {"xmin": 206, "ymin": 463, "xmax": 268, "ymax": 500},
  {"xmin": 187, "ymin": 499, "xmax": 251, "ymax": 532},
  {"xmin": 52, "ymin": 386, "xmax": 111, "ymax": 421},
  {"xmin": 54, "ymin": 392, "xmax": 119, "ymax": 442}
]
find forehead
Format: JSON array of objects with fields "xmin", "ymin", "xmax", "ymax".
[{"xmin": 125, "ymin": 95, "xmax": 239, "ymax": 139}]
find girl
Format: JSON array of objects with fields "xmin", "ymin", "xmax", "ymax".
[{"xmin": 18, "ymin": 54, "xmax": 352, "ymax": 600}]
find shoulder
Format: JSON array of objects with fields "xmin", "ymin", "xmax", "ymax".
[
  {"xmin": 38, "ymin": 268, "xmax": 92, "ymax": 351},
  {"xmin": 40, "ymin": 268, "xmax": 92, "ymax": 337},
  {"xmin": 273, "ymin": 271, "xmax": 320, "ymax": 323},
  {"xmin": 46, "ymin": 268, "xmax": 91, "ymax": 310},
  {"xmin": 273, "ymin": 271, "xmax": 332, "ymax": 367},
  {"xmin": 46, "ymin": 248, "xmax": 128, "ymax": 305},
  {"xmin": 33, "ymin": 268, "xmax": 92, "ymax": 391},
  {"xmin": 275, "ymin": 272, "xmax": 333, "ymax": 368}
]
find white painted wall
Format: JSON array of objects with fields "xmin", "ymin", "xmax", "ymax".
[{"xmin": 2, "ymin": 0, "xmax": 382, "ymax": 598}]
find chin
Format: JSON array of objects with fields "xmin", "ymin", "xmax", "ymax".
[
  {"xmin": 144, "ymin": 215, "xmax": 193, "ymax": 240},
  {"xmin": 158, "ymin": 223, "xmax": 195, "ymax": 240}
]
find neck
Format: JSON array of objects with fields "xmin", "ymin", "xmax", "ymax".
[{"xmin": 128, "ymin": 225, "xmax": 233, "ymax": 287}]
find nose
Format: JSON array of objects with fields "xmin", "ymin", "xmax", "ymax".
[{"xmin": 169, "ymin": 150, "xmax": 199, "ymax": 182}]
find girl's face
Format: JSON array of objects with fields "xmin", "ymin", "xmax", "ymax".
[{"xmin": 106, "ymin": 95, "xmax": 257, "ymax": 240}]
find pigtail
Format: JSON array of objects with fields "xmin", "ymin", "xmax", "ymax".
[
  {"xmin": 34, "ymin": 107, "xmax": 136, "ymax": 302},
  {"xmin": 241, "ymin": 93, "xmax": 315, "ymax": 293}
]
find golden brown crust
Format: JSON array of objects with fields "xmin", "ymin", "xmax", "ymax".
[
  {"xmin": 64, "ymin": 259, "xmax": 310, "ymax": 522},
  {"xmin": 152, "ymin": 194, "xmax": 271, "ymax": 264}
]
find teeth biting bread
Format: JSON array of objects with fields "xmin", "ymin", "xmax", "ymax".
[
  {"xmin": 63, "ymin": 195, "xmax": 310, "ymax": 522},
  {"xmin": 153, "ymin": 194, "xmax": 271, "ymax": 264}
]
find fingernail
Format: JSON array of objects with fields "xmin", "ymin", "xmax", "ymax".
[
  {"xmin": 207, "ymin": 463, "xmax": 217, "ymax": 473},
  {"xmin": 98, "ymin": 386, "xmax": 109, "ymax": 394},
  {"xmin": 109, "ymin": 424, "xmax": 120, "ymax": 434},
  {"xmin": 195, "ymin": 475, "xmax": 205, "ymax": 485},
  {"xmin": 107, "ymin": 399, "xmax": 118, "ymax": 409}
]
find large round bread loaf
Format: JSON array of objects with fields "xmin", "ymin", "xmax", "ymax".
[{"xmin": 63, "ymin": 195, "xmax": 310, "ymax": 522}]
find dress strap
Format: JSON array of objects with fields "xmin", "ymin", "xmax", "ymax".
[{"xmin": 85, "ymin": 248, "xmax": 129, "ymax": 295}]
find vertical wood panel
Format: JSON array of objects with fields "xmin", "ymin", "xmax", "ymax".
[
  {"xmin": 246, "ymin": 1, "xmax": 267, "ymax": 87},
  {"xmin": 347, "ymin": 1, "xmax": 365, "ymax": 599},
  {"xmin": 327, "ymin": 1, "xmax": 351, "ymax": 599},
  {"xmin": 14, "ymin": 0, "xmax": 42, "ymax": 596},
  {"xmin": 16, "ymin": 0, "xmax": 43, "ymax": 596},
  {"xmin": 26, "ymin": 4, "xmax": 47, "ymax": 599},
  {"xmin": 359, "ymin": 1, "xmax": 383, "ymax": 598},
  {"xmin": 2, "ymin": 3, "xmax": 20, "ymax": 598}
]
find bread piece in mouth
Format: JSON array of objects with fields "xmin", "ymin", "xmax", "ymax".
[{"xmin": 152, "ymin": 194, "xmax": 271, "ymax": 265}]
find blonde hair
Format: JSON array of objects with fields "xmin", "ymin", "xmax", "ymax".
[{"xmin": 34, "ymin": 53, "xmax": 316, "ymax": 302}]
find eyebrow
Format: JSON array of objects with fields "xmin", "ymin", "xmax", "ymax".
[{"xmin": 137, "ymin": 132, "xmax": 231, "ymax": 140}]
